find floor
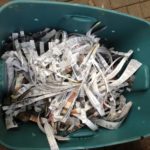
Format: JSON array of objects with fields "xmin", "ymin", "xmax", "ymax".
[
  {"xmin": 0, "ymin": 0, "xmax": 150, "ymax": 150},
  {"xmin": 97, "ymin": 137, "xmax": 150, "ymax": 150}
]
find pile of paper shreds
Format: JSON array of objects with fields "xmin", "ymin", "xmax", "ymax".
[{"xmin": 1, "ymin": 22, "xmax": 142, "ymax": 150}]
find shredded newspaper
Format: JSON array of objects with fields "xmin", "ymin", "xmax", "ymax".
[{"xmin": 1, "ymin": 22, "xmax": 142, "ymax": 150}]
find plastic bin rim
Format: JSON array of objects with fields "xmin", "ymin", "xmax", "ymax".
[{"xmin": 0, "ymin": 0, "xmax": 149, "ymax": 26}]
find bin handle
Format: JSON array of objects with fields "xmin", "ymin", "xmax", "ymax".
[{"xmin": 70, "ymin": 128, "xmax": 95, "ymax": 138}]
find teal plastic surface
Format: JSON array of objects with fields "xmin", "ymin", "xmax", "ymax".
[
  {"xmin": 0, "ymin": 1, "xmax": 150, "ymax": 149},
  {"xmin": 0, "ymin": 60, "xmax": 7, "ymax": 100}
]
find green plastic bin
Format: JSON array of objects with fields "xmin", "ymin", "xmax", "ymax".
[{"xmin": 0, "ymin": 0, "xmax": 150, "ymax": 149}]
